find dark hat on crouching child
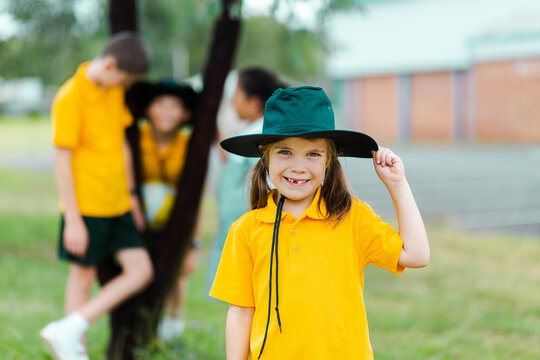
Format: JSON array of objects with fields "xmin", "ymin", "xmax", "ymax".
[
  {"xmin": 220, "ymin": 86, "xmax": 378, "ymax": 158},
  {"xmin": 125, "ymin": 79, "xmax": 199, "ymax": 121}
]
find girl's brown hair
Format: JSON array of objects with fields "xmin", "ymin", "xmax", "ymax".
[{"xmin": 250, "ymin": 139, "xmax": 352, "ymax": 221}]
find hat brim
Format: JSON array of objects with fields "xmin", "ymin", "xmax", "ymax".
[{"xmin": 220, "ymin": 130, "xmax": 378, "ymax": 158}]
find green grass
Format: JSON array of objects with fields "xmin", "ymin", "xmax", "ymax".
[
  {"xmin": 1, "ymin": 119, "xmax": 539, "ymax": 359},
  {"xmin": 0, "ymin": 167, "xmax": 227, "ymax": 360},
  {"xmin": 364, "ymin": 229, "xmax": 540, "ymax": 359},
  {"xmin": 0, "ymin": 116, "xmax": 51, "ymax": 153},
  {"xmin": 2, "ymin": 167, "xmax": 539, "ymax": 359}
]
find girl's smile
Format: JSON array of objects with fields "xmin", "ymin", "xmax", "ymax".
[
  {"xmin": 284, "ymin": 177, "xmax": 310, "ymax": 185},
  {"xmin": 268, "ymin": 137, "xmax": 328, "ymax": 217}
]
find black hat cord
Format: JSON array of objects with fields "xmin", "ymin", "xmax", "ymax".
[{"xmin": 258, "ymin": 194, "xmax": 286, "ymax": 359}]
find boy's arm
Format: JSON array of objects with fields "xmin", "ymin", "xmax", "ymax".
[
  {"xmin": 123, "ymin": 138, "xmax": 145, "ymax": 232},
  {"xmin": 372, "ymin": 148, "xmax": 430, "ymax": 268},
  {"xmin": 55, "ymin": 147, "xmax": 88, "ymax": 256},
  {"xmin": 226, "ymin": 304, "xmax": 254, "ymax": 360}
]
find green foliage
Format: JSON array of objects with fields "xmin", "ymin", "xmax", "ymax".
[
  {"xmin": 0, "ymin": 0, "xmax": 351, "ymax": 85},
  {"xmin": 137, "ymin": 1, "xmax": 330, "ymax": 80},
  {"xmin": 137, "ymin": 0, "xmax": 218, "ymax": 79},
  {"xmin": 235, "ymin": 16, "xmax": 325, "ymax": 80},
  {"xmin": 1, "ymin": 0, "xmax": 108, "ymax": 85}
]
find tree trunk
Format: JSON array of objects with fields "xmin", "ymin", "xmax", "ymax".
[
  {"xmin": 98, "ymin": 1, "xmax": 241, "ymax": 359},
  {"xmin": 108, "ymin": 0, "xmax": 137, "ymax": 33}
]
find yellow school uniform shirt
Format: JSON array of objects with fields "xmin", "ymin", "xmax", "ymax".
[
  {"xmin": 138, "ymin": 121, "xmax": 190, "ymax": 186},
  {"xmin": 210, "ymin": 187, "xmax": 405, "ymax": 360},
  {"xmin": 51, "ymin": 62, "xmax": 133, "ymax": 217}
]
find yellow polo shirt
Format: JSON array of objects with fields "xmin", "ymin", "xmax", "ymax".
[
  {"xmin": 210, "ymin": 188, "xmax": 404, "ymax": 360},
  {"xmin": 52, "ymin": 62, "xmax": 133, "ymax": 217},
  {"xmin": 138, "ymin": 121, "xmax": 191, "ymax": 186}
]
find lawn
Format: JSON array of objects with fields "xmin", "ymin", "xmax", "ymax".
[
  {"xmin": 0, "ymin": 116, "xmax": 51, "ymax": 153},
  {"xmin": 1, "ymin": 119, "xmax": 539, "ymax": 359}
]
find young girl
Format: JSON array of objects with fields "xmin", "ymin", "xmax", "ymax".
[
  {"xmin": 208, "ymin": 67, "xmax": 283, "ymax": 291},
  {"xmin": 134, "ymin": 81, "xmax": 197, "ymax": 230},
  {"xmin": 210, "ymin": 86, "xmax": 430, "ymax": 360},
  {"xmin": 127, "ymin": 80, "xmax": 201, "ymax": 340}
]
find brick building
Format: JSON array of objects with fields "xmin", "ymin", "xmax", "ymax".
[{"xmin": 327, "ymin": 0, "xmax": 540, "ymax": 143}]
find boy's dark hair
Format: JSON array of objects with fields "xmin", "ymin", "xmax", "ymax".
[
  {"xmin": 238, "ymin": 67, "xmax": 285, "ymax": 107},
  {"xmin": 250, "ymin": 139, "xmax": 352, "ymax": 222},
  {"xmin": 101, "ymin": 31, "xmax": 151, "ymax": 74}
]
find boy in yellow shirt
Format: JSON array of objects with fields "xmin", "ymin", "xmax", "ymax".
[{"xmin": 40, "ymin": 32, "xmax": 154, "ymax": 360}]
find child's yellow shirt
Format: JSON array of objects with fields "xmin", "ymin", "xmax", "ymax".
[
  {"xmin": 210, "ymin": 188, "xmax": 404, "ymax": 360},
  {"xmin": 51, "ymin": 62, "xmax": 133, "ymax": 217},
  {"xmin": 138, "ymin": 121, "xmax": 190, "ymax": 186}
]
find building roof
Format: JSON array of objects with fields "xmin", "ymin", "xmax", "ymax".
[{"xmin": 327, "ymin": 0, "xmax": 540, "ymax": 78}]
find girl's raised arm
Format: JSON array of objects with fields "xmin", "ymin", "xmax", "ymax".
[{"xmin": 372, "ymin": 148, "xmax": 430, "ymax": 268}]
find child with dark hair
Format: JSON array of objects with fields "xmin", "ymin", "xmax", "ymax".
[
  {"xmin": 207, "ymin": 67, "xmax": 284, "ymax": 290},
  {"xmin": 210, "ymin": 86, "xmax": 430, "ymax": 360},
  {"xmin": 126, "ymin": 80, "xmax": 200, "ymax": 340},
  {"xmin": 40, "ymin": 31, "xmax": 153, "ymax": 360},
  {"xmin": 101, "ymin": 31, "xmax": 151, "ymax": 75},
  {"xmin": 127, "ymin": 80, "xmax": 198, "ymax": 230}
]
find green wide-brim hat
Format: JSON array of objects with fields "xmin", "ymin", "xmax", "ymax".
[{"xmin": 220, "ymin": 86, "xmax": 378, "ymax": 158}]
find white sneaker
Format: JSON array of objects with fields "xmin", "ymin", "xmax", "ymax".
[
  {"xmin": 40, "ymin": 321, "xmax": 84, "ymax": 360},
  {"xmin": 77, "ymin": 342, "xmax": 89, "ymax": 360}
]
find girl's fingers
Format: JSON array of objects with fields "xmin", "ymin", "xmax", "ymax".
[
  {"xmin": 381, "ymin": 148, "xmax": 391, "ymax": 167},
  {"xmin": 372, "ymin": 149, "xmax": 380, "ymax": 165},
  {"xmin": 385, "ymin": 151, "xmax": 396, "ymax": 166},
  {"xmin": 376, "ymin": 147, "xmax": 386, "ymax": 165},
  {"xmin": 375, "ymin": 147, "xmax": 398, "ymax": 167}
]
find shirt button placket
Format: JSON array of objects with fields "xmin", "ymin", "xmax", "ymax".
[{"xmin": 291, "ymin": 228, "xmax": 300, "ymax": 252}]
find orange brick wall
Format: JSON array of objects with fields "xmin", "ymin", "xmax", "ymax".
[
  {"xmin": 347, "ymin": 78, "xmax": 363, "ymax": 132},
  {"xmin": 475, "ymin": 60, "xmax": 540, "ymax": 141},
  {"xmin": 410, "ymin": 72, "xmax": 453, "ymax": 141},
  {"xmin": 359, "ymin": 75, "xmax": 398, "ymax": 142},
  {"xmin": 344, "ymin": 59, "xmax": 540, "ymax": 143}
]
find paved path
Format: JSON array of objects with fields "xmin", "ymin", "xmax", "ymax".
[
  {"xmin": 2, "ymin": 144, "xmax": 539, "ymax": 233},
  {"xmin": 0, "ymin": 151, "xmax": 53, "ymax": 171},
  {"xmin": 343, "ymin": 144, "xmax": 540, "ymax": 233}
]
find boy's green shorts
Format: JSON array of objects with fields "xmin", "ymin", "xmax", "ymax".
[{"xmin": 58, "ymin": 212, "xmax": 144, "ymax": 266}]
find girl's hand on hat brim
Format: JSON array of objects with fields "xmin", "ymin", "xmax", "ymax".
[{"xmin": 372, "ymin": 148, "xmax": 406, "ymax": 186}]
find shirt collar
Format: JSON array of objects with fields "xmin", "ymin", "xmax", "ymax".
[
  {"xmin": 74, "ymin": 62, "xmax": 111, "ymax": 102},
  {"xmin": 256, "ymin": 187, "xmax": 327, "ymax": 223}
]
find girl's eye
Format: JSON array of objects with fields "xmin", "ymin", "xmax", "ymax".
[
  {"xmin": 308, "ymin": 152, "xmax": 321, "ymax": 157},
  {"xmin": 277, "ymin": 150, "xmax": 291, "ymax": 155}
]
